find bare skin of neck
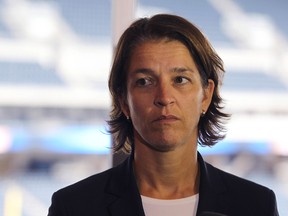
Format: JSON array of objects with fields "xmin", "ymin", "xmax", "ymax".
[{"xmin": 133, "ymin": 141, "xmax": 199, "ymax": 200}]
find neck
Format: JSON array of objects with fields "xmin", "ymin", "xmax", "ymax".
[{"xmin": 133, "ymin": 143, "xmax": 199, "ymax": 199}]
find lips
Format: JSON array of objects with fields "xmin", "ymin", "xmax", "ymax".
[{"xmin": 153, "ymin": 115, "xmax": 179, "ymax": 122}]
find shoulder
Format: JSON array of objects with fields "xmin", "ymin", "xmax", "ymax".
[
  {"xmin": 52, "ymin": 167, "xmax": 113, "ymax": 201},
  {"xmin": 208, "ymin": 162, "xmax": 271, "ymax": 193},
  {"xmin": 56, "ymin": 156, "xmax": 130, "ymax": 194},
  {"xmin": 50, "ymin": 154, "xmax": 132, "ymax": 199},
  {"xmin": 48, "ymin": 163, "xmax": 127, "ymax": 216},
  {"xmin": 203, "ymin": 162, "xmax": 278, "ymax": 215},
  {"xmin": 198, "ymin": 153, "xmax": 273, "ymax": 195}
]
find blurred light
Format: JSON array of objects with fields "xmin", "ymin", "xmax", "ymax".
[
  {"xmin": 198, "ymin": 141, "xmax": 239, "ymax": 155},
  {"xmin": 0, "ymin": 126, "xmax": 12, "ymax": 154},
  {"xmin": 3, "ymin": 185, "xmax": 23, "ymax": 216},
  {"xmin": 42, "ymin": 125, "xmax": 111, "ymax": 154},
  {"xmin": 25, "ymin": 15, "xmax": 58, "ymax": 40}
]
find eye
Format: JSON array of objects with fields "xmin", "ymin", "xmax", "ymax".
[
  {"xmin": 174, "ymin": 76, "xmax": 190, "ymax": 84},
  {"xmin": 135, "ymin": 77, "xmax": 153, "ymax": 86}
]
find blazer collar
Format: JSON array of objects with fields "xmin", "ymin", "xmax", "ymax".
[
  {"xmin": 104, "ymin": 155, "xmax": 145, "ymax": 216},
  {"xmin": 104, "ymin": 152, "xmax": 228, "ymax": 216},
  {"xmin": 197, "ymin": 152, "xmax": 228, "ymax": 215}
]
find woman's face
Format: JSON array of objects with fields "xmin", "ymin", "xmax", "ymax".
[{"xmin": 121, "ymin": 40, "xmax": 214, "ymax": 152}]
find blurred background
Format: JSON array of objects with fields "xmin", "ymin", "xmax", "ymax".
[{"xmin": 0, "ymin": 0, "xmax": 287, "ymax": 215}]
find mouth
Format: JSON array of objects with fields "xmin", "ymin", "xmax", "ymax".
[{"xmin": 153, "ymin": 115, "xmax": 179, "ymax": 122}]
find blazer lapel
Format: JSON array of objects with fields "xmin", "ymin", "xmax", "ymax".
[
  {"xmin": 196, "ymin": 153, "xmax": 229, "ymax": 215},
  {"xmin": 105, "ymin": 156, "xmax": 145, "ymax": 216},
  {"xmin": 104, "ymin": 152, "xmax": 228, "ymax": 216}
]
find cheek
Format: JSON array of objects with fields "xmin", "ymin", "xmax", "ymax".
[
  {"xmin": 195, "ymin": 87, "xmax": 205, "ymax": 104},
  {"xmin": 182, "ymin": 91, "xmax": 204, "ymax": 115},
  {"xmin": 127, "ymin": 93, "xmax": 145, "ymax": 115}
]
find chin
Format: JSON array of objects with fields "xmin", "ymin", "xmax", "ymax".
[{"xmin": 146, "ymin": 141, "xmax": 179, "ymax": 153}]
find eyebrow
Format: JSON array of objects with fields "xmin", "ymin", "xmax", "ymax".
[
  {"xmin": 132, "ymin": 68, "xmax": 154, "ymax": 74},
  {"xmin": 132, "ymin": 67, "xmax": 195, "ymax": 75},
  {"xmin": 171, "ymin": 67, "xmax": 195, "ymax": 73}
]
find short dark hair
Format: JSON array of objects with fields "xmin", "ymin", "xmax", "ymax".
[{"xmin": 108, "ymin": 14, "xmax": 230, "ymax": 153}]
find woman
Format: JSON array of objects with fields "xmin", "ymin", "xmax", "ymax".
[{"xmin": 48, "ymin": 14, "xmax": 279, "ymax": 216}]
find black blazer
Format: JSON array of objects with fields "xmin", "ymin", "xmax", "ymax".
[{"xmin": 48, "ymin": 153, "xmax": 279, "ymax": 216}]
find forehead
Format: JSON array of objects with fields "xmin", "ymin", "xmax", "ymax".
[
  {"xmin": 127, "ymin": 40, "xmax": 198, "ymax": 74},
  {"xmin": 127, "ymin": 40, "xmax": 197, "ymax": 71},
  {"xmin": 131, "ymin": 39, "xmax": 189, "ymax": 56}
]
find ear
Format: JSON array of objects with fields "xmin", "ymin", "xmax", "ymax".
[
  {"xmin": 201, "ymin": 79, "xmax": 215, "ymax": 112},
  {"xmin": 119, "ymin": 95, "xmax": 130, "ymax": 118}
]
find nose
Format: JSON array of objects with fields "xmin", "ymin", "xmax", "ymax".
[{"xmin": 153, "ymin": 81, "xmax": 175, "ymax": 107}]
